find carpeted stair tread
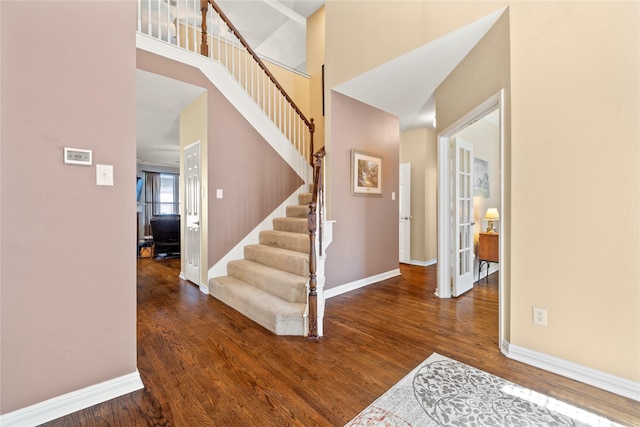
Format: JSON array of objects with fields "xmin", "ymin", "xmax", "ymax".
[
  {"xmin": 209, "ymin": 275, "xmax": 305, "ymax": 336},
  {"xmin": 244, "ymin": 244, "xmax": 308, "ymax": 276},
  {"xmin": 286, "ymin": 205, "xmax": 310, "ymax": 218},
  {"xmin": 259, "ymin": 230, "xmax": 308, "ymax": 253},
  {"xmin": 227, "ymin": 259, "xmax": 307, "ymax": 303},
  {"xmin": 273, "ymin": 217, "xmax": 308, "ymax": 234}
]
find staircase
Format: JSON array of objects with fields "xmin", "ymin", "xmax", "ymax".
[
  {"xmin": 209, "ymin": 191, "xmax": 312, "ymax": 335},
  {"xmin": 137, "ymin": 0, "xmax": 328, "ymax": 337}
]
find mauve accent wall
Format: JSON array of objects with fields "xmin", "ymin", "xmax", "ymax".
[
  {"xmin": 326, "ymin": 92, "xmax": 399, "ymax": 289},
  {"xmin": 136, "ymin": 51, "xmax": 304, "ymax": 267},
  {"xmin": 1, "ymin": 1, "xmax": 137, "ymax": 414}
]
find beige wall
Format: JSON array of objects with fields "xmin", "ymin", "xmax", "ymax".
[
  {"xmin": 265, "ymin": 60, "xmax": 312, "ymax": 120},
  {"xmin": 1, "ymin": 0, "xmax": 138, "ymax": 413},
  {"xmin": 325, "ymin": 1, "xmax": 639, "ymax": 384},
  {"xmin": 326, "ymin": 92, "xmax": 400, "ymax": 288},
  {"xmin": 180, "ymin": 93, "xmax": 208, "ymax": 286},
  {"xmin": 399, "ymin": 128, "xmax": 438, "ymax": 263},
  {"xmin": 508, "ymin": 2, "xmax": 639, "ymax": 381},
  {"xmin": 307, "ymin": 6, "xmax": 326, "ymax": 152}
]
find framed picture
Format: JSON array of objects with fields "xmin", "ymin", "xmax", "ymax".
[
  {"xmin": 351, "ymin": 149, "xmax": 382, "ymax": 196},
  {"xmin": 473, "ymin": 157, "xmax": 490, "ymax": 197}
]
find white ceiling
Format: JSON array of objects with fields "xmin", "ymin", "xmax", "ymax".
[
  {"xmin": 216, "ymin": 0, "xmax": 324, "ymax": 72},
  {"xmin": 136, "ymin": 3, "xmax": 505, "ymax": 167},
  {"xmin": 136, "ymin": 70, "xmax": 205, "ymax": 167}
]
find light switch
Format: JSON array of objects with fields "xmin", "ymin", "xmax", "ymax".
[
  {"xmin": 392, "ymin": 192, "xmax": 396, "ymax": 201},
  {"xmin": 216, "ymin": 189, "xmax": 223, "ymax": 199},
  {"xmin": 96, "ymin": 164, "xmax": 113, "ymax": 186}
]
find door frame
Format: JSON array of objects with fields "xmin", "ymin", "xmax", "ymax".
[{"xmin": 436, "ymin": 90, "xmax": 505, "ymax": 344}]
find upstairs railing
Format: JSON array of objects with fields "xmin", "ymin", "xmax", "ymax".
[
  {"xmin": 307, "ymin": 147, "xmax": 326, "ymax": 341},
  {"xmin": 137, "ymin": 0, "xmax": 315, "ymax": 164}
]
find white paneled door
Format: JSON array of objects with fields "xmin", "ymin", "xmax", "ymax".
[
  {"xmin": 452, "ymin": 138, "xmax": 474, "ymax": 297},
  {"xmin": 399, "ymin": 163, "xmax": 411, "ymax": 264},
  {"xmin": 184, "ymin": 141, "xmax": 201, "ymax": 285}
]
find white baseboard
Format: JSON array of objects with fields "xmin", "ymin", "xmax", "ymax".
[
  {"xmin": 324, "ymin": 269, "xmax": 401, "ymax": 299},
  {"xmin": 0, "ymin": 371, "xmax": 144, "ymax": 427},
  {"xmin": 407, "ymin": 259, "xmax": 437, "ymax": 267},
  {"xmin": 503, "ymin": 341, "xmax": 640, "ymax": 402}
]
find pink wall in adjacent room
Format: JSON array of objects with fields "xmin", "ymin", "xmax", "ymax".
[
  {"xmin": 136, "ymin": 50, "xmax": 305, "ymax": 267},
  {"xmin": 326, "ymin": 92, "xmax": 400, "ymax": 289},
  {"xmin": 1, "ymin": 1, "xmax": 138, "ymax": 414}
]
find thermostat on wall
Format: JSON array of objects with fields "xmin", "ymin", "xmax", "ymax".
[{"xmin": 64, "ymin": 147, "xmax": 92, "ymax": 165}]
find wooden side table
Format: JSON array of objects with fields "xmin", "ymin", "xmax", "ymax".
[{"xmin": 477, "ymin": 232, "xmax": 499, "ymax": 283}]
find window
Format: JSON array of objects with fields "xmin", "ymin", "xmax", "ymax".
[
  {"xmin": 157, "ymin": 173, "xmax": 180, "ymax": 215},
  {"xmin": 143, "ymin": 172, "xmax": 180, "ymax": 234}
]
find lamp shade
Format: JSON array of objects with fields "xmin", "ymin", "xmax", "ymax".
[{"xmin": 485, "ymin": 208, "xmax": 500, "ymax": 221}]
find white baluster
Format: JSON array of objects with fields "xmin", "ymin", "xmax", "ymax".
[
  {"xmin": 155, "ymin": 0, "xmax": 162, "ymax": 40},
  {"xmin": 147, "ymin": 0, "xmax": 151, "ymax": 34}
]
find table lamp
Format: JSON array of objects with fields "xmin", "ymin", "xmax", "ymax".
[{"xmin": 485, "ymin": 208, "xmax": 499, "ymax": 233}]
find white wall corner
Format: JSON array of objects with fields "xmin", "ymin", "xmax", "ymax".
[{"xmin": 0, "ymin": 371, "xmax": 144, "ymax": 427}]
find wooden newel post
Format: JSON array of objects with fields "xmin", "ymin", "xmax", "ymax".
[
  {"xmin": 200, "ymin": 0, "xmax": 209, "ymax": 57},
  {"xmin": 307, "ymin": 200, "xmax": 319, "ymax": 341}
]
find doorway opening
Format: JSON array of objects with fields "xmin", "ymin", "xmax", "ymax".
[{"xmin": 436, "ymin": 90, "xmax": 505, "ymax": 345}]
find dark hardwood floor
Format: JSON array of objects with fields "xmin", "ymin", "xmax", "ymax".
[{"xmin": 43, "ymin": 259, "xmax": 639, "ymax": 426}]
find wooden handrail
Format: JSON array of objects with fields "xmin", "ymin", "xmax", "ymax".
[
  {"xmin": 202, "ymin": 0, "xmax": 313, "ymax": 136},
  {"xmin": 307, "ymin": 147, "xmax": 326, "ymax": 341}
]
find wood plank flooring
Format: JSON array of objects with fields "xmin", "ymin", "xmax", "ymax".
[{"xmin": 43, "ymin": 259, "xmax": 639, "ymax": 426}]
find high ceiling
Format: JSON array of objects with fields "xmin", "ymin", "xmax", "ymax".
[
  {"xmin": 137, "ymin": 0, "xmax": 324, "ymax": 167},
  {"xmin": 216, "ymin": 0, "xmax": 324, "ymax": 73},
  {"xmin": 137, "ymin": 2, "xmax": 505, "ymax": 167}
]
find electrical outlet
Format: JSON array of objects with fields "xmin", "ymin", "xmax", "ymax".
[{"xmin": 533, "ymin": 307, "xmax": 547, "ymax": 326}]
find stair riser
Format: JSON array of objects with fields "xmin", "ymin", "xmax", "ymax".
[
  {"xmin": 227, "ymin": 261, "xmax": 306, "ymax": 304},
  {"xmin": 298, "ymin": 193, "xmax": 313, "ymax": 205},
  {"xmin": 244, "ymin": 245, "xmax": 308, "ymax": 277},
  {"xmin": 273, "ymin": 217, "xmax": 308, "ymax": 234},
  {"xmin": 286, "ymin": 205, "xmax": 309, "ymax": 218},
  {"xmin": 260, "ymin": 231, "xmax": 308, "ymax": 253}
]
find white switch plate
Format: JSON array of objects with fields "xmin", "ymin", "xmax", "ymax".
[
  {"xmin": 96, "ymin": 164, "xmax": 113, "ymax": 186},
  {"xmin": 216, "ymin": 189, "xmax": 223, "ymax": 199},
  {"xmin": 392, "ymin": 191, "xmax": 396, "ymax": 200}
]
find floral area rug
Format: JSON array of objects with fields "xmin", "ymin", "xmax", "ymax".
[{"xmin": 345, "ymin": 353, "xmax": 622, "ymax": 427}]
